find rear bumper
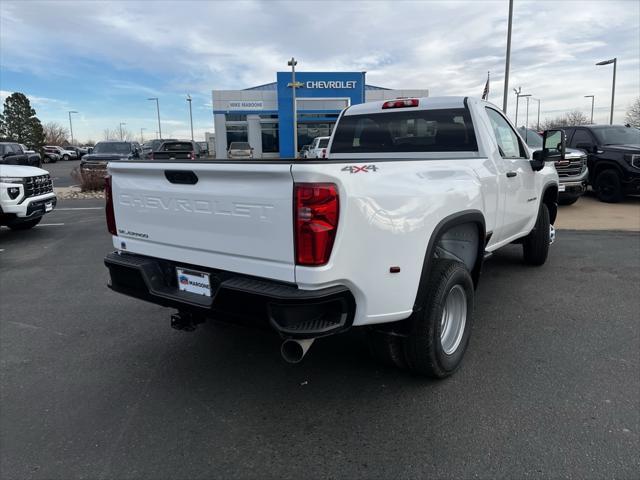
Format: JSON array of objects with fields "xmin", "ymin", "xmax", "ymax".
[{"xmin": 104, "ymin": 251, "xmax": 356, "ymax": 338}]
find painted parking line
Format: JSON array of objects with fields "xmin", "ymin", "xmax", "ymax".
[
  {"xmin": 38, "ymin": 223, "xmax": 65, "ymax": 227},
  {"xmin": 56, "ymin": 207, "xmax": 103, "ymax": 211}
]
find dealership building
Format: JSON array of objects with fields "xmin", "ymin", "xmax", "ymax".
[{"xmin": 212, "ymin": 71, "xmax": 428, "ymax": 158}]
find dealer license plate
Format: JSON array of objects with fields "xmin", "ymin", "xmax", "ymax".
[
  {"xmin": 558, "ymin": 185, "xmax": 566, "ymax": 192},
  {"xmin": 176, "ymin": 268, "xmax": 212, "ymax": 297},
  {"xmin": 45, "ymin": 201, "xmax": 53, "ymax": 212}
]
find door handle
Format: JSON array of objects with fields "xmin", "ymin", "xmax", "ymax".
[{"xmin": 506, "ymin": 171, "xmax": 517, "ymax": 178}]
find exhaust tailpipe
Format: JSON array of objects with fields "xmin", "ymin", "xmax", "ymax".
[{"xmin": 281, "ymin": 338, "xmax": 315, "ymax": 364}]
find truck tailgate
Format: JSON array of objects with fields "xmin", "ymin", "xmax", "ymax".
[{"xmin": 109, "ymin": 161, "xmax": 295, "ymax": 282}]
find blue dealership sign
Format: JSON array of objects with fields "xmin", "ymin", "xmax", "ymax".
[{"xmin": 277, "ymin": 71, "xmax": 365, "ymax": 157}]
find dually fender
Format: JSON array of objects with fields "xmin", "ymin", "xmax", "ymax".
[{"xmin": 412, "ymin": 210, "xmax": 486, "ymax": 315}]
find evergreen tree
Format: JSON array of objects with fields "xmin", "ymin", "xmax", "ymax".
[{"xmin": 0, "ymin": 92, "xmax": 46, "ymax": 149}]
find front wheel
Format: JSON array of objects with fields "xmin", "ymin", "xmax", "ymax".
[
  {"xmin": 7, "ymin": 216, "xmax": 42, "ymax": 230},
  {"xmin": 404, "ymin": 259, "xmax": 474, "ymax": 378},
  {"xmin": 595, "ymin": 169, "xmax": 623, "ymax": 203},
  {"xmin": 523, "ymin": 204, "xmax": 550, "ymax": 266},
  {"xmin": 63, "ymin": 154, "xmax": 70, "ymax": 161}
]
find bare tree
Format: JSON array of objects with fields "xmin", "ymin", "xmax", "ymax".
[
  {"xmin": 540, "ymin": 109, "xmax": 590, "ymax": 129},
  {"xmin": 625, "ymin": 97, "xmax": 640, "ymax": 128},
  {"xmin": 84, "ymin": 139, "xmax": 96, "ymax": 147},
  {"xmin": 43, "ymin": 121, "xmax": 69, "ymax": 145},
  {"xmin": 103, "ymin": 126, "xmax": 133, "ymax": 141}
]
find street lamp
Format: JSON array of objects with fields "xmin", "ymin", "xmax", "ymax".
[
  {"xmin": 287, "ymin": 57, "xmax": 301, "ymax": 155},
  {"xmin": 513, "ymin": 87, "xmax": 531, "ymax": 127},
  {"xmin": 119, "ymin": 122, "xmax": 126, "ymax": 141},
  {"xmin": 502, "ymin": 0, "xmax": 514, "ymax": 113},
  {"xmin": 68, "ymin": 111, "xmax": 78, "ymax": 145},
  {"xmin": 140, "ymin": 127, "xmax": 146, "ymax": 143},
  {"xmin": 147, "ymin": 97, "xmax": 162, "ymax": 138},
  {"xmin": 584, "ymin": 95, "xmax": 595, "ymax": 124},
  {"xmin": 596, "ymin": 58, "xmax": 616, "ymax": 124},
  {"xmin": 186, "ymin": 94, "xmax": 194, "ymax": 141}
]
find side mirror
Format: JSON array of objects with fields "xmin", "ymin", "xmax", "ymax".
[
  {"xmin": 575, "ymin": 142, "xmax": 595, "ymax": 154},
  {"xmin": 531, "ymin": 129, "xmax": 565, "ymax": 171}
]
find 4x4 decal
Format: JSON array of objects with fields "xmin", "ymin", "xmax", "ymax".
[{"xmin": 341, "ymin": 165, "xmax": 379, "ymax": 174}]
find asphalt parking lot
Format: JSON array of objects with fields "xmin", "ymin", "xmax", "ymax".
[
  {"xmin": 1, "ymin": 198, "xmax": 639, "ymax": 479},
  {"xmin": 43, "ymin": 159, "xmax": 81, "ymax": 188}
]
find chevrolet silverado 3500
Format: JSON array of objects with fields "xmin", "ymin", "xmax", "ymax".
[{"xmin": 104, "ymin": 97, "xmax": 563, "ymax": 378}]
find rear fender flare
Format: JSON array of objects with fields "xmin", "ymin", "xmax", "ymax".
[{"xmin": 413, "ymin": 210, "xmax": 486, "ymax": 314}]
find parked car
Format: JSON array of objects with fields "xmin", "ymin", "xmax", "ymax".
[
  {"xmin": 44, "ymin": 145, "xmax": 77, "ymax": 161},
  {"xmin": 519, "ymin": 127, "xmax": 587, "ymax": 205},
  {"xmin": 227, "ymin": 141, "xmax": 253, "ymax": 159},
  {"xmin": 307, "ymin": 136, "xmax": 330, "ymax": 158},
  {"xmin": 80, "ymin": 141, "xmax": 142, "ymax": 172},
  {"xmin": 563, "ymin": 124, "xmax": 640, "ymax": 202},
  {"xmin": 0, "ymin": 142, "xmax": 41, "ymax": 167},
  {"xmin": 0, "ymin": 164, "xmax": 56, "ymax": 230},
  {"xmin": 103, "ymin": 96, "xmax": 562, "ymax": 378},
  {"xmin": 299, "ymin": 145, "xmax": 311, "ymax": 158},
  {"xmin": 151, "ymin": 141, "xmax": 206, "ymax": 160},
  {"xmin": 42, "ymin": 150, "xmax": 59, "ymax": 164},
  {"xmin": 142, "ymin": 139, "xmax": 178, "ymax": 159},
  {"xmin": 197, "ymin": 141, "xmax": 209, "ymax": 156},
  {"xmin": 64, "ymin": 145, "xmax": 88, "ymax": 158}
]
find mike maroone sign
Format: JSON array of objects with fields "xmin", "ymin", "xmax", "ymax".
[{"xmin": 305, "ymin": 80, "xmax": 357, "ymax": 89}]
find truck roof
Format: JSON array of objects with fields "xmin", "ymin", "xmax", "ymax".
[{"xmin": 343, "ymin": 96, "xmax": 469, "ymax": 116}]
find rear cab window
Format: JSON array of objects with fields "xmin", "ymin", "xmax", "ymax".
[
  {"xmin": 163, "ymin": 142, "xmax": 193, "ymax": 151},
  {"xmin": 331, "ymin": 108, "xmax": 478, "ymax": 154}
]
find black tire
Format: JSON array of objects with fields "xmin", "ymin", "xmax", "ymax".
[
  {"xmin": 7, "ymin": 216, "xmax": 42, "ymax": 230},
  {"xmin": 63, "ymin": 154, "xmax": 70, "ymax": 161},
  {"xmin": 523, "ymin": 204, "xmax": 550, "ymax": 266},
  {"xmin": 367, "ymin": 330, "xmax": 407, "ymax": 369},
  {"xmin": 558, "ymin": 195, "xmax": 579, "ymax": 206},
  {"xmin": 404, "ymin": 259, "xmax": 474, "ymax": 378},
  {"xmin": 595, "ymin": 169, "xmax": 623, "ymax": 203},
  {"xmin": 43, "ymin": 156, "xmax": 50, "ymax": 164}
]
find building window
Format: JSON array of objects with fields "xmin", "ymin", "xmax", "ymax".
[
  {"xmin": 226, "ymin": 124, "xmax": 248, "ymax": 145},
  {"xmin": 261, "ymin": 122, "xmax": 279, "ymax": 153},
  {"xmin": 226, "ymin": 114, "xmax": 247, "ymax": 121}
]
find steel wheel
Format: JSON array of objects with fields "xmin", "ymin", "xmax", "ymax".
[{"xmin": 440, "ymin": 284, "xmax": 467, "ymax": 355}]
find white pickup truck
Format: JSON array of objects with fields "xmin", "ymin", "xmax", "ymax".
[
  {"xmin": 0, "ymin": 164, "xmax": 57, "ymax": 230},
  {"xmin": 104, "ymin": 96, "xmax": 563, "ymax": 378}
]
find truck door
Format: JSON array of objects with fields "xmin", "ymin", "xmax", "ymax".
[{"xmin": 485, "ymin": 108, "xmax": 539, "ymax": 240}]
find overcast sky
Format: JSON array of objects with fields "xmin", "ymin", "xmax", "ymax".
[{"xmin": 1, "ymin": 0, "xmax": 638, "ymax": 142}]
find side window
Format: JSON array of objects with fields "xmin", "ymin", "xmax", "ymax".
[
  {"xmin": 485, "ymin": 108, "xmax": 527, "ymax": 158},
  {"xmin": 570, "ymin": 129, "xmax": 593, "ymax": 148},
  {"xmin": 10, "ymin": 144, "xmax": 21, "ymax": 154}
]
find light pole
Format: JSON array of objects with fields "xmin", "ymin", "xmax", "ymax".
[
  {"xmin": 148, "ymin": 97, "xmax": 162, "ymax": 138},
  {"xmin": 584, "ymin": 95, "xmax": 595, "ymax": 124},
  {"xmin": 596, "ymin": 58, "xmax": 616, "ymax": 124},
  {"xmin": 502, "ymin": 0, "xmax": 514, "ymax": 113},
  {"xmin": 186, "ymin": 94, "xmax": 194, "ymax": 141},
  {"xmin": 525, "ymin": 96, "xmax": 531, "ymax": 129},
  {"xmin": 68, "ymin": 111, "xmax": 78, "ymax": 145},
  {"xmin": 513, "ymin": 87, "xmax": 531, "ymax": 127},
  {"xmin": 119, "ymin": 122, "xmax": 126, "ymax": 141},
  {"xmin": 140, "ymin": 127, "xmax": 146, "ymax": 143},
  {"xmin": 287, "ymin": 57, "xmax": 301, "ymax": 155}
]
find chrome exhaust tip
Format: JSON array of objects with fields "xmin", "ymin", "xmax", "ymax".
[{"xmin": 281, "ymin": 338, "xmax": 315, "ymax": 364}]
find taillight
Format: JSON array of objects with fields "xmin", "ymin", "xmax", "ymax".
[
  {"xmin": 382, "ymin": 98, "xmax": 419, "ymax": 109},
  {"xmin": 105, "ymin": 175, "xmax": 117, "ymax": 236},
  {"xmin": 190, "ymin": 151, "xmax": 195, "ymax": 160},
  {"xmin": 321, "ymin": 148, "xmax": 327, "ymax": 159},
  {"xmin": 150, "ymin": 152, "xmax": 154, "ymax": 160},
  {"xmin": 294, "ymin": 183, "xmax": 339, "ymax": 266}
]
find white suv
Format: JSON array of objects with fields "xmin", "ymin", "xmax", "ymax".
[{"xmin": 0, "ymin": 165, "xmax": 57, "ymax": 230}]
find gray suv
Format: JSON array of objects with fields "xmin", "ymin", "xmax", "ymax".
[{"xmin": 520, "ymin": 128, "xmax": 588, "ymax": 205}]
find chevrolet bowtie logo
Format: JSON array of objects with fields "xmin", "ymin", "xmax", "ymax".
[{"xmin": 287, "ymin": 81, "xmax": 304, "ymax": 88}]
